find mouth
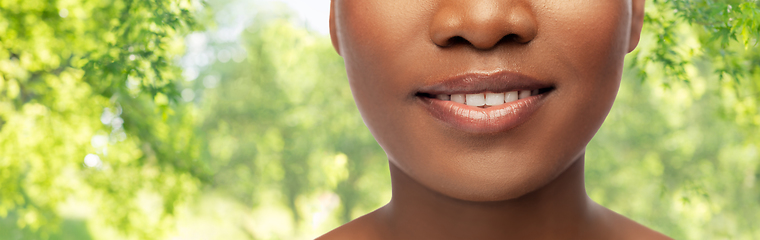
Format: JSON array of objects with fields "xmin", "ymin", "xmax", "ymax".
[{"xmin": 415, "ymin": 71, "xmax": 554, "ymax": 134}]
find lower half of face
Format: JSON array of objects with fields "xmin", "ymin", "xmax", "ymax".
[{"xmin": 335, "ymin": 0, "xmax": 633, "ymax": 201}]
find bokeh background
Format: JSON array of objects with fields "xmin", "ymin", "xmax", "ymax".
[{"xmin": 1, "ymin": 0, "xmax": 759, "ymax": 239}]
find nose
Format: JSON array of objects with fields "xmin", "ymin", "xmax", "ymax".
[{"xmin": 430, "ymin": 0, "xmax": 538, "ymax": 50}]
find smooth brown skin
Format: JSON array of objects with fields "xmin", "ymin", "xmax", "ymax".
[{"xmin": 320, "ymin": 0, "xmax": 671, "ymax": 239}]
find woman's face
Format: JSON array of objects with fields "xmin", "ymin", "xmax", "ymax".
[{"xmin": 330, "ymin": 0, "xmax": 642, "ymax": 201}]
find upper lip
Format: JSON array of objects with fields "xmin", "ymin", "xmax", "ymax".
[{"xmin": 416, "ymin": 70, "xmax": 553, "ymax": 95}]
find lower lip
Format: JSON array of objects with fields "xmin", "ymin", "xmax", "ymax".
[{"xmin": 418, "ymin": 94, "xmax": 548, "ymax": 134}]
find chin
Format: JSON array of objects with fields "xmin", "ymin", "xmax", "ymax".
[
  {"xmin": 436, "ymin": 177, "xmax": 553, "ymax": 202},
  {"xmin": 388, "ymin": 144, "xmax": 585, "ymax": 202}
]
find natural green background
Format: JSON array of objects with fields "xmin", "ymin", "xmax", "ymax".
[{"xmin": 0, "ymin": 0, "xmax": 758, "ymax": 239}]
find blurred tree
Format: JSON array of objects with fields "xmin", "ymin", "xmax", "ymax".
[
  {"xmin": 0, "ymin": 0, "xmax": 207, "ymax": 239},
  {"xmin": 189, "ymin": 12, "xmax": 390, "ymax": 236},
  {"xmin": 590, "ymin": 0, "xmax": 760, "ymax": 239}
]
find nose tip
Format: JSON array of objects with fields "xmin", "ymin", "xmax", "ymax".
[{"xmin": 430, "ymin": 1, "xmax": 537, "ymax": 50}]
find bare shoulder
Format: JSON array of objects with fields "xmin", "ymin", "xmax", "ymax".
[
  {"xmin": 316, "ymin": 210, "xmax": 385, "ymax": 240},
  {"xmin": 595, "ymin": 205, "xmax": 673, "ymax": 240}
]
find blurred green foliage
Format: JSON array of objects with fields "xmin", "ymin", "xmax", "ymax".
[
  {"xmin": 0, "ymin": 0, "xmax": 205, "ymax": 238},
  {"xmin": 0, "ymin": 0, "xmax": 758, "ymax": 239}
]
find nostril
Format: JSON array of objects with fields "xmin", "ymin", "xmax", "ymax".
[
  {"xmin": 502, "ymin": 34, "xmax": 518, "ymax": 43},
  {"xmin": 439, "ymin": 34, "xmax": 529, "ymax": 49},
  {"xmin": 441, "ymin": 36, "xmax": 469, "ymax": 47},
  {"xmin": 496, "ymin": 34, "xmax": 530, "ymax": 45}
]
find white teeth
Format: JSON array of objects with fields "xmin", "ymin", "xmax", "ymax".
[
  {"xmin": 485, "ymin": 92, "xmax": 505, "ymax": 106},
  {"xmin": 519, "ymin": 90, "xmax": 531, "ymax": 99},
  {"xmin": 505, "ymin": 91, "xmax": 518, "ymax": 103},
  {"xmin": 443, "ymin": 90, "xmax": 535, "ymax": 107},
  {"xmin": 451, "ymin": 94, "xmax": 466, "ymax": 104},
  {"xmin": 465, "ymin": 93, "xmax": 486, "ymax": 106}
]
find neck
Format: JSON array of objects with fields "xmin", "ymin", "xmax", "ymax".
[{"xmin": 377, "ymin": 156, "xmax": 597, "ymax": 240}]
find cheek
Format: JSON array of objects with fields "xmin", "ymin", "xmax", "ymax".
[
  {"xmin": 542, "ymin": 0, "xmax": 631, "ymax": 81},
  {"xmin": 337, "ymin": 1, "xmax": 434, "ymax": 152},
  {"xmin": 530, "ymin": 0, "xmax": 631, "ymax": 166},
  {"xmin": 337, "ymin": 0, "xmax": 431, "ymax": 69},
  {"xmin": 535, "ymin": 0, "xmax": 630, "ymax": 114}
]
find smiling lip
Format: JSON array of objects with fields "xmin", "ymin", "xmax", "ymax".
[{"xmin": 416, "ymin": 71, "xmax": 553, "ymax": 134}]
